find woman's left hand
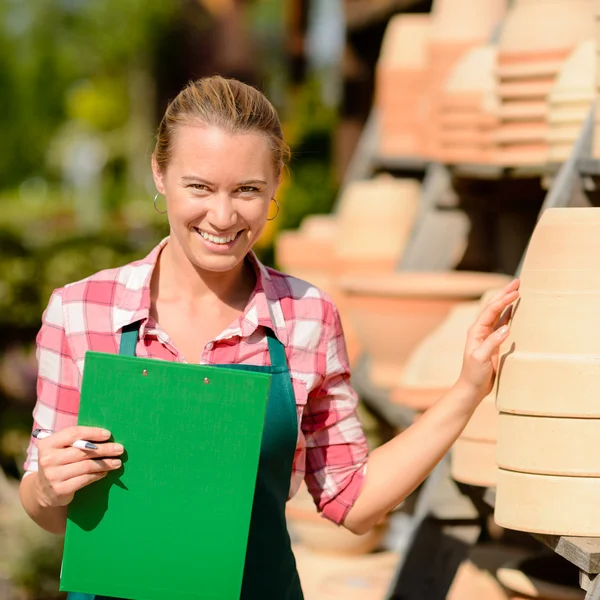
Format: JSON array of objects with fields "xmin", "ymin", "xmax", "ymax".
[{"xmin": 456, "ymin": 279, "xmax": 520, "ymax": 405}]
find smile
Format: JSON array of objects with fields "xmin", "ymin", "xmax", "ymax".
[{"xmin": 194, "ymin": 228, "xmax": 240, "ymax": 245}]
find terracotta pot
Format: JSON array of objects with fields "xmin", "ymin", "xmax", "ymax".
[
  {"xmin": 376, "ymin": 14, "xmax": 430, "ymax": 158},
  {"xmin": 498, "ymin": 0, "xmax": 595, "ymax": 55},
  {"xmin": 447, "ymin": 559, "xmax": 510, "ymax": 600},
  {"xmin": 497, "ymin": 555, "xmax": 585, "ymax": 600},
  {"xmin": 498, "ymin": 101, "xmax": 547, "ymax": 121},
  {"xmin": 549, "ymin": 105, "xmax": 592, "ymax": 124},
  {"xmin": 462, "ymin": 393, "xmax": 498, "ymax": 441},
  {"xmin": 275, "ymin": 229, "xmax": 337, "ymax": 276},
  {"xmin": 430, "ymin": 0, "xmax": 507, "ymax": 44},
  {"xmin": 451, "ymin": 437, "xmax": 497, "ymax": 486},
  {"xmin": 496, "ymin": 60, "xmax": 565, "ymax": 79},
  {"xmin": 498, "ymin": 413, "xmax": 600, "ymax": 476},
  {"xmin": 286, "ymin": 484, "xmax": 387, "ymax": 555},
  {"xmin": 493, "ymin": 144, "xmax": 549, "ymax": 165},
  {"xmin": 494, "ymin": 123, "xmax": 547, "ymax": 143},
  {"xmin": 335, "ymin": 177, "xmax": 420, "ymax": 274},
  {"xmin": 341, "ymin": 272, "xmax": 511, "ymax": 389},
  {"xmin": 315, "ymin": 554, "xmax": 399, "ymax": 600},
  {"xmin": 495, "ymin": 469, "xmax": 600, "ymax": 535},
  {"xmin": 391, "ymin": 386, "xmax": 448, "ymax": 410},
  {"xmin": 495, "ymin": 208, "xmax": 600, "ymax": 536},
  {"xmin": 378, "ymin": 13, "xmax": 430, "ymax": 70},
  {"xmin": 397, "ymin": 301, "xmax": 479, "ymax": 390},
  {"xmin": 498, "ymin": 79, "xmax": 555, "ymax": 100},
  {"xmin": 549, "ymin": 40, "xmax": 596, "ymax": 104}
]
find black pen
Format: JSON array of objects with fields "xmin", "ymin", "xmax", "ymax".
[{"xmin": 32, "ymin": 428, "xmax": 98, "ymax": 450}]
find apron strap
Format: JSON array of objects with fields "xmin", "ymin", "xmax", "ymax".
[
  {"xmin": 265, "ymin": 329, "xmax": 287, "ymax": 369},
  {"xmin": 119, "ymin": 321, "xmax": 140, "ymax": 357}
]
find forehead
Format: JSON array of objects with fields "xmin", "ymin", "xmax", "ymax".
[{"xmin": 168, "ymin": 124, "xmax": 274, "ymax": 177}]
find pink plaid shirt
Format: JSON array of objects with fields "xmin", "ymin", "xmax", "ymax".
[{"xmin": 25, "ymin": 238, "xmax": 368, "ymax": 524}]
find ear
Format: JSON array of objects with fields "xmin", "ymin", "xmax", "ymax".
[{"xmin": 151, "ymin": 154, "xmax": 166, "ymax": 194}]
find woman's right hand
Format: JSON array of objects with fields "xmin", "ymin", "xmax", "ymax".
[{"xmin": 35, "ymin": 426, "xmax": 124, "ymax": 508}]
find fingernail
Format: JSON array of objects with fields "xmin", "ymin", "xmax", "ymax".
[
  {"xmin": 101, "ymin": 429, "xmax": 111, "ymax": 437},
  {"xmin": 110, "ymin": 459, "xmax": 122, "ymax": 468},
  {"xmin": 500, "ymin": 326, "xmax": 509, "ymax": 335},
  {"xmin": 113, "ymin": 444, "xmax": 124, "ymax": 453}
]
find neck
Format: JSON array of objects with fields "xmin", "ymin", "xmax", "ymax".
[{"xmin": 153, "ymin": 237, "xmax": 255, "ymax": 307}]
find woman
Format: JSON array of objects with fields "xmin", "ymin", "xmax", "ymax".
[{"xmin": 20, "ymin": 76, "xmax": 519, "ymax": 598}]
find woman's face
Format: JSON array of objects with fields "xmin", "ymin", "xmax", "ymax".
[{"xmin": 152, "ymin": 124, "xmax": 279, "ymax": 273}]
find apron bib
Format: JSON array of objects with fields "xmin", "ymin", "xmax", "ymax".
[{"xmin": 67, "ymin": 323, "xmax": 303, "ymax": 600}]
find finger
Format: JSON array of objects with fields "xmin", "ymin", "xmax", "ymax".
[
  {"xmin": 54, "ymin": 457, "xmax": 122, "ymax": 481},
  {"xmin": 54, "ymin": 472, "xmax": 109, "ymax": 497},
  {"xmin": 471, "ymin": 325, "xmax": 510, "ymax": 364},
  {"xmin": 496, "ymin": 304, "xmax": 514, "ymax": 330},
  {"xmin": 45, "ymin": 426, "xmax": 112, "ymax": 448},
  {"xmin": 476, "ymin": 289, "xmax": 519, "ymax": 330},
  {"xmin": 42, "ymin": 442, "xmax": 125, "ymax": 467}
]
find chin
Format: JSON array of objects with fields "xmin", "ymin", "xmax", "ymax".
[{"xmin": 190, "ymin": 251, "xmax": 244, "ymax": 273}]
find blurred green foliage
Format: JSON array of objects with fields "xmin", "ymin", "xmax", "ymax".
[{"xmin": 0, "ymin": 1, "xmax": 342, "ymax": 595}]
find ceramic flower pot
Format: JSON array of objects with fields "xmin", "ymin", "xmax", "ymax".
[
  {"xmin": 286, "ymin": 483, "xmax": 387, "ymax": 555},
  {"xmin": 451, "ymin": 437, "xmax": 497, "ymax": 487},
  {"xmin": 341, "ymin": 272, "xmax": 511, "ymax": 389},
  {"xmin": 430, "ymin": 0, "xmax": 507, "ymax": 44},
  {"xmin": 497, "ymin": 413, "xmax": 600, "ymax": 476},
  {"xmin": 495, "ymin": 207, "xmax": 600, "ymax": 535},
  {"xmin": 376, "ymin": 14, "xmax": 431, "ymax": 158},
  {"xmin": 392, "ymin": 302, "xmax": 480, "ymax": 409},
  {"xmin": 462, "ymin": 394, "xmax": 498, "ymax": 441},
  {"xmin": 335, "ymin": 177, "xmax": 420, "ymax": 275},
  {"xmin": 498, "ymin": 0, "xmax": 595, "ymax": 56},
  {"xmin": 495, "ymin": 469, "xmax": 600, "ymax": 535}
]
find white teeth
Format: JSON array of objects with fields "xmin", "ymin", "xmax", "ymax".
[{"xmin": 198, "ymin": 230, "xmax": 237, "ymax": 244}]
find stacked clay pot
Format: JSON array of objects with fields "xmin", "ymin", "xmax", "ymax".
[
  {"xmin": 595, "ymin": 2, "xmax": 600, "ymax": 158},
  {"xmin": 437, "ymin": 45, "xmax": 500, "ymax": 164},
  {"xmin": 376, "ymin": 14, "xmax": 431, "ymax": 158},
  {"xmin": 448, "ymin": 290, "xmax": 506, "ymax": 487},
  {"xmin": 495, "ymin": 208, "xmax": 600, "ymax": 536},
  {"xmin": 275, "ymin": 176, "xmax": 421, "ymax": 367},
  {"xmin": 286, "ymin": 482, "xmax": 387, "ymax": 556},
  {"xmin": 392, "ymin": 301, "xmax": 480, "ymax": 411},
  {"xmin": 548, "ymin": 40, "xmax": 596, "ymax": 162},
  {"xmin": 335, "ymin": 176, "xmax": 420, "ymax": 275},
  {"xmin": 425, "ymin": 0, "xmax": 507, "ymax": 157},
  {"xmin": 341, "ymin": 272, "xmax": 511, "ymax": 390},
  {"xmin": 495, "ymin": 0, "xmax": 595, "ymax": 165}
]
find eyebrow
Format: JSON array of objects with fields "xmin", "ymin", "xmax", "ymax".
[{"xmin": 180, "ymin": 176, "xmax": 267, "ymax": 186}]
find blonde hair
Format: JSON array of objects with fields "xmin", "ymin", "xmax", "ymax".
[{"xmin": 154, "ymin": 76, "xmax": 290, "ymax": 175}]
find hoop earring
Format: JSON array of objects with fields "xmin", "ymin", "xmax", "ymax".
[
  {"xmin": 153, "ymin": 193, "xmax": 167, "ymax": 215},
  {"xmin": 267, "ymin": 197, "xmax": 280, "ymax": 221}
]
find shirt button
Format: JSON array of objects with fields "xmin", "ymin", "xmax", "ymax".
[{"xmin": 206, "ymin": 342, "xmax": 214, "ymax": 351}]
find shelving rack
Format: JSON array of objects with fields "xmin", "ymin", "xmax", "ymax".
[{"xmin": 345, "ymin": 105, "xmax": 600, "ymax": 599}]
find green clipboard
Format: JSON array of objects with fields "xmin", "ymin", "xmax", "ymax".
[{"xmin": 59, "ymin": 351, "xmax": 272, "ymax": 600}]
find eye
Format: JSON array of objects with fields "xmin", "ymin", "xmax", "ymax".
[
  {"xmin": 238, "ymin": 186, "xmax": 260, "ymax": 194},
  {"xmin": 188, "ymin": 183, "xmax": 210, "ymax": 191}
]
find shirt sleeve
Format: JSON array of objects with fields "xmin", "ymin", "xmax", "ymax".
[
  {"xmin": 302, "ymin": 299, "xmax": 369, "ymax": 525},
  {"xmin": 24, "ymin": 288, "xmax": 81, "ymax": 475}
]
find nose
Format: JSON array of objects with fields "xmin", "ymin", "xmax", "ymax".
[{"xmin": 206, "ymin": 192, "xmax": 237, "ymax": 230}]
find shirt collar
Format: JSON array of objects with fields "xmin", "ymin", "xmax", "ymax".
[{"xmin": 113, "ymin": 238, "xmax": 289, "ymax": 346}]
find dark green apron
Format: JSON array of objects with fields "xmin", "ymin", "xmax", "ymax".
[{"xmin": 67, "ymin": 323, "xmax": 304, "ymax": 600}]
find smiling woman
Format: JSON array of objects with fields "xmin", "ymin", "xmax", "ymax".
[{"xmin": 20, "ymin": 76, "xmax": 519, "ymax": 600}]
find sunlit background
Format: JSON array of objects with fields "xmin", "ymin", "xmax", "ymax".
[{"xmin": 3, "ymin": 0, "xmax": 597, "ymax": 598}]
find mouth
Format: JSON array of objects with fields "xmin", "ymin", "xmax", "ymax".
[{"xmin": 193, "ymin": 227, "xmax": 242, "ymax": 247}]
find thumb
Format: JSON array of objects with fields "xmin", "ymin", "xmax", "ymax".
[{"xmin": 471, "ymin": 325, "xmax": 510, "ymax": 364}]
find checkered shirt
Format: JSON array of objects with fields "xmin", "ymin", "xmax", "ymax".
[{"xmin": 25, "ymin": 238, "xmax": 368, "ymax": 524}]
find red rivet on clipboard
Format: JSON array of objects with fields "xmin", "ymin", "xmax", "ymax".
[
  {"xmin": 142, "ymin": 370, "xmax": 148, "ymax": 376},
  {"xmin": 204, "ymin": 377, "xmax": 210, "ymax": 384}
]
